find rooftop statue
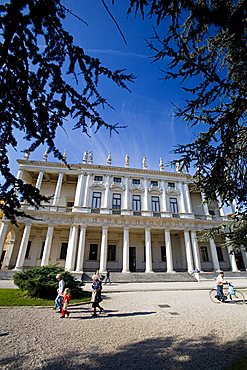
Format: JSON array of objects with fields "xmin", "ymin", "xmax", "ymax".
[
  {"xmin": 43, "ymin": 149, "xmax": 48, "ymax": 162},
  {"xmin": 82, "ymin": 150, "xmax": 88, "ymax": 164},
  {"xmin": 88, "ymin": 151, "xmax": 93, "ymax": 164},
  {"xmin": 23, "ymin": 150, "xmax": 30, "ymax": 160},
  {"xmin": 125, "ymin": 153, "xmax": 129, "ymax": 167},
  {"xmin": 142, "ymin": 156, "xmax": 147, "ymax": 169},
  {"xmin": 107, "ymin": 152, "xmax": 112, "ymax": 165},
  {"xmin": 159, "ymin": 157, "xmax": 164, "ymax": 171}
]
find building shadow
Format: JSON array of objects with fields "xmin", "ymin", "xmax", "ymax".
[{"xmin": 3, "ymin": 334, "xmax": 246, "ymax": 369}]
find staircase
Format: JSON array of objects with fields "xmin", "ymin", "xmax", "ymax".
[
  {"xmin": 200, "ymin": 271, "xmax": 247, "ymax": 280},
  {"xmin": 81, "ymin": 272, "xmax": 197, "ymax": 283}
]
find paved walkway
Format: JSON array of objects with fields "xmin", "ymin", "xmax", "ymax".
[{"xmin": 1, "ymin": 277, "xmax": 247, "ymax": 292}]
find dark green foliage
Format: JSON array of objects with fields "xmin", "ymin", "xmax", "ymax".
[
  {"xmin": 0, "ymin": 0, "xmax": 134, "ymax": 224},
  {"xmin": 13, "ymin": 265, "xmax": 83, "ymax": 299},
  {"xmin": 128, "ymin": 0, "xmax": 247, "ymax": 247}
]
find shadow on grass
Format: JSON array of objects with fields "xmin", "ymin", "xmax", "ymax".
[{"xmin": 2, "ymin": 335, "xmax": 246, "ymax": 370}]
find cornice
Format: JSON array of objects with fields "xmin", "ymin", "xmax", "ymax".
[{"xmin": 17, "ymin": 159, "xmax": 192, "ymax": 180}]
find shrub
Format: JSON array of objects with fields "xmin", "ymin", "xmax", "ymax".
[{"xmin": 13, "ymin": 265, "xmax": 83, "ymax": 299}]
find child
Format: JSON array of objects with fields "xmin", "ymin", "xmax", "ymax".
[{"xmin": 60, "ymin": 288, "xmax": 71, "ymax": 318}]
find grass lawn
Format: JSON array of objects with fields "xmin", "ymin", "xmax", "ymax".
[{"xmin": 0, "ymin": 288, "xmax": 91, "ymax": 307}]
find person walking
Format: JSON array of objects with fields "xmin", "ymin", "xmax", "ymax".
[
  {"xmin": 60, "ymin": 288, "xmax": 71, "ymax": 318},
  {"xmin": 104, "ymin": 269, "xmax": 111, "ymax": 284},
  {"xmin": 91, "ymin": 274, "xmax": 104, "ymax": 317},
  {"xmin": 54, "ymin": 274, "xmax": 65, "ymax": 312}
]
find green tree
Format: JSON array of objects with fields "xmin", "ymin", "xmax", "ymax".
[
  {"xmin": 127, "ymin": 0, "xmax": 247, "ymax": 248},
  {"xmin": 0, "ymin": 0, "xmax": 134, "ymax": 223}
]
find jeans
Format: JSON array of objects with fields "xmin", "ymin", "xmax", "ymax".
[
  {"xmin": 54, "ymin": 295, "xmax": 63, "ymax": 310},
  {"xmin": 216, "ymin": 285, "xmax": 224, "ymax": 300}
]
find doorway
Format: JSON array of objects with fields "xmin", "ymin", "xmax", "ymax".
[{"xmin": 129, "ymin": 247, "xmax": 136, "ymax": 272}]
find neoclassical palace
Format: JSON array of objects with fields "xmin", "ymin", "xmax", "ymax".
[{"xmin": 0, "ymin": 152, "xmax": 246, "ymax": 274}]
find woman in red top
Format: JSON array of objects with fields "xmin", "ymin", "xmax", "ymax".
[{"xmin": 60, "ymin": 288, "xmax": 71, "ymax": 318}]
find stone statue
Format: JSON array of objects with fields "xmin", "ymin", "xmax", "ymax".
[
  {"xmin": 62, "ymin": 149, "xmax": 67, "ymax": 161},
  {"xmin": 82, "ymin": 150, "xmax": 88, "ymax": 164},
  {"xmin": 88, "ymin": 151, "xmax": 93, "ymax": 164},
  {"xmin": 43, "ymin": 149, "xmax": 48, "ymax": 162},
  {"xmin": 107, "ymin": 152, "xmax": 112, "ymax": 165},
  {"xmin": 175, "ymin": 161, "xmax": 180, "ymax": 173},
  {"xmin": 142, "ymin": 156, "xmax": 147, "ymax": 169},
  {"xmin": 125, "ymin": 154, "xmax": 129, "ymax": 167},
  {"xmin": 23, "ymin": 150, "xmax": 30, "ymax": 160},
  {"xmin": 159, "ymin": 157, "xmax": 164, "ymax": 171}
]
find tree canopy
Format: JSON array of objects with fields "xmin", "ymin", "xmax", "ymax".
[
  {"xmin": 127, "ymin": 0, "xmax": 246, "ymax": 247},
  {"xmin": 0, "ymin": 0, "xmax": 134, "ymax": 223}
]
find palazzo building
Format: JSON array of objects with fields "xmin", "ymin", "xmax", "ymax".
[{"xmin": 0, "ymin": 152, "xmax": 246, "ymax": 274}]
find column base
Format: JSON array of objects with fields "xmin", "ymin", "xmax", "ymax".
[
  {"xmin": 12, "ymin": 267, "xmax": 23, "ymax": 272},
  {"xmin": 145, "ymin": 270, "xmax": 154, "ymax": 273},
  {"xmin": 122, "ymin": 270, "xmax": 130, "ymax": 273},
  {"xmin": 167, "ymin": 270, "xmax": 176, "ymax": 274}
]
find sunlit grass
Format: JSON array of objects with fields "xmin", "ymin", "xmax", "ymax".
[{"xmin": 0, "ymin": 288, "xmax": 91, "ymax": 306}]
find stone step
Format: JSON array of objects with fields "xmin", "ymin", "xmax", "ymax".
[
  {"xmin": 0, "ymin": 270, "xmax": 15, "ymax": 280},
  {"xmin": 200, "ymin": 271, "xmax": 247, "ymax": 280},
  {"xmin": 80, "ymin": 272, "xmax": 197, "ymax": 283}
]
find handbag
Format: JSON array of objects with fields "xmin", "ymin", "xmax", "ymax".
[{"xmin": 91, "ymin": 290, "xmax": 97, "ymax": 302}]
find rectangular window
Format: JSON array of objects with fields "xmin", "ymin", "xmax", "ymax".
[
  {"xmin": 89, "ymin": 244, "xmax": 98, "ymax": 260},
  {"xmin": 40, "ymin": 241, "xmax": 45, "ymax": 260},
  {"xmin": 112, "ymin": 193, "xmax": 121, "ymax": 209},
  {"xmin": 168, "ymin": 182, "xmax": 175, "ymax": 188},
  {"xmin": 107, "ymin": 245, "xmax": 116, "ymax": 261},
  {"xmin": 94, "ymin": 175, "xmax": 103, "ymax": 182},
  {"xmin": 170, "ymin": 197, "xmax": 178, "ymax": 213},
  {"xmin": 151, "ymin": 180, "xmax": 158, "ymax": 187},
  {"xmin": 201, "ymin": 246, "xmax": 209, "ymax": 262},
  {"xmin": 60, "ymin": 243, "xmax": 68, "ymax": 260},
  {"xmin": 133, "ymin": 194, "xmax": 141, "ymax": 211},
  {"xmin": 113, "ymin": 177, "xmax": 121, "ymax": 183},
  {"xmin": 92, "ymin": 192, "xmax": 101, "ymax": 209},
  {"xmin": 132, "ymin": 179, "xmax": 140, "ymax": 185},
  {"xmin": 216, "ymin": 246, "xmax": 224, "ymax": 262},
  {"xmin": 161, "ymin": 245, "xmax": 166, "ymax": 262},
  {"xmin": 209, "ymin": 210, "xmax": 215, "ymax": 216},
  {"xmin": 25, "ymin": 241, "xmax": 32, "ymax": 259},
  {"xmin": 152, "ymin": 196, "xmax": 160, "ymax": 212}
]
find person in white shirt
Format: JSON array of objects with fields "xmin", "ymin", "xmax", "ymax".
[
  {"xmin": 215, "ymin": 271, "xmax": 227, "ymax": 302},
  {"xmin": 54, "ymin": 274, "xmax": 65, "ymax": 312}
]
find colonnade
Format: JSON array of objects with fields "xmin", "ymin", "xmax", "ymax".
[{"xmin": 1, "ymin": 220, "xmax": 244, "ymax": 273}]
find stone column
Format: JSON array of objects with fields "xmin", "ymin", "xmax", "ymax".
[
  {"xmin": 99, "ymin": 226, "xmax": 108, "ymax": 273},
  {"xmin": 201, "ymin": 192, "xmax": 210, "ymax": 218},
  {"xmin": 227, "ymin": 245, "xmax": 239, "ymax": 272},
  {"xmin": 82, "ymin": 173, "xmax": 91, "ymax": 208},
  {"xmin": 74, "ymin": 173, "xmax": 85, "ymax": 207},
  {"xmin": 16, "ymin": 169, "xmax": 24, "ymax": 180},
  {"xmin": 178, "ymin": 182, "xmax": 186, "ymax": 213},
  {"xmin": 2, "ymin": 235, "xmax": 15, "ymax": 269},
  {"xmin": 231, "ymin": 199, "xmax": 238, "ymax": 214},
  {"xmin": 145, "ymin": 228, "xmax": 153, "ymax": 273},
  {"xmin": 35, "ymin": 172, "xmax": 44, "ymax": 190},
  {"xmin": 209, "ymin": 238, "xmax": 220, "ymax": 271},
  {"xmin": 76, "ymin": 225, "xmax": 86, "ymax": 272},
  {"xmin": 14, "ymin": 225, "xmax": 31, "ymax": 271},
  {"xmin": 216, "ymin": 194, "xmax": 225, "ymax": 217},
  {"xmin": 161, "ymin": 181, "xmax": 168, "ymax": 212},
  {"xmin": 122, "ymin": 227, "xmax": 130, "ymax": 273},
  {"xmin": 65, "ymin": 225, "xmax": 79, "ymax": 271},
  {"xmin": 241, "ymin": 247, "xmax": 247, "ymax": 270},
  {"xmin": 0, "ymin": 223, "xmax": 8, "ymax": 257},
  {"xmin": 124, "ymin": 177, "xmax": 130, "ymax": 210},
  {"xmin": 191, "ymin": 231, "xmax": 202, "ymax": 271},
  {"xmin": 143, "ymin": 179, "xmax": 149, "ymax": 211},
  {"xmin": 165, "ymin": 229, "xmax": 174, "ymax": 272},
  {"xmin": 183, "ymin": 183, "xmax": 192, "ymax": 213},
  {"xmin": 103, "ymin": 175, "xmax": 110, "ymax": 209},
  {"xmin": 41, "ymin": 226, "xmax": 54, "ymax": 266},
  {"xmin": 52, "ymin": 173, "xmax": 63, "ymax": 206},
  {"xmin": 184, "ymin": 231, "xmax": 194, "ymax": 272}
]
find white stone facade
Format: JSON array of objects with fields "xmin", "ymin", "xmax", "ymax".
[{"xmin": 0, "ymin": 158, "xmax": 246, "ymax": 274}]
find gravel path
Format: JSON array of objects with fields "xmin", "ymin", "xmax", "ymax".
[{"xmin": 0, "ymin": 290, "xmax": 246, "ymax": 370}]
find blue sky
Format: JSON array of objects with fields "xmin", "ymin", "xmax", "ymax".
[{"xmin": 8, "ymin": 0, "xmax": 198, "ymax": 176}]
